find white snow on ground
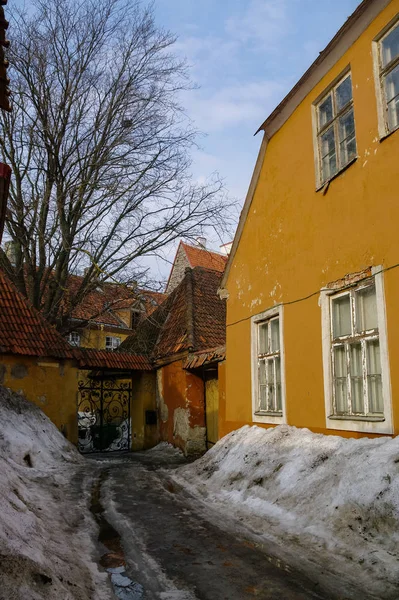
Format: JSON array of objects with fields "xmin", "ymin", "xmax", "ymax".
[
  {"xmin": 0, "ymin": 386, "xmax": 111, "ymax": 600},
  {"xmin": 171, "ymin": 424, "xmax": 399, "ymax": 599},
  {"xmin": 145, "ymin": 442, "xmax": 185, "ymax": 460}
]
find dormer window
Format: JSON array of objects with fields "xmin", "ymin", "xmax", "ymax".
[{"xmin": 314, "ymin": 71, "xmax": 357, "ymax": 186}]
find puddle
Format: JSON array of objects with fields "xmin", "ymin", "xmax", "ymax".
[{"xmin": 91, "ymin": 471, "xmax": 144, "ymax": 599}]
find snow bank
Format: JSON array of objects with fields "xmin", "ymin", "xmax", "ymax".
[
  {"xmin": 0, "ymin": 387, "xmax": 110, "ymax": 600},
  {"xmin": 173, "ymin": 425, "xmax": 399, "ymax": 599}
]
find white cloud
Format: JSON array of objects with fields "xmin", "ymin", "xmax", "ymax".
[
  {"xmin": 182, "ymin": 80, "xmax": 285, "ymax": 133},
  {"xmin": 225, "ymin": 0, "xmax": 289, "ymax": 49}
]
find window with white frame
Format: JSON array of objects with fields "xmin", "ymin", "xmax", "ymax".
[
  {"xmin": 255, "ymin": 316, "xmax": 282, "ymax": 415},
  {"xmin": 330, "ymin": 280, "xmax": 383, "ymax": 418},
  {"xmin": 105, "ymin": 336, "xmax": 121, "ymax": 351},
  {"xmin": 377, "ymin": 19, "xmax": 399, "ymax": 133},
  {"xmin": 67, "ymin": 331, "xmax": 81, "ymax": 347},
  {"xmin": 315, "ymin": 72, "xmax": 357, "ymax": 185}
]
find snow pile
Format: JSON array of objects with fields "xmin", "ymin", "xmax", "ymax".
[
  {"xmin": 0, "ymin": 386, "xmax": 110, "ymax": 600},
  {"xmin": 173, "ymin": 425, "xmax": 399, "ymax": 599}
]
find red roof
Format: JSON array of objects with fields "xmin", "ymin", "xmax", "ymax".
[
  {"xmin": 181, "ymin": 242, "xmax": 228, "ymax": 272},
  {"xmin": 184, "ymin": 346, "xmax": 226, "ymax": 369},
  {"xmin": 0, "ymin": 270, "xmax": 75, "ymax": 359},
  {"xmin": 61, "ymin": 274, "xmax": 166, "ymax": 328},
  {"xmin": 75, "ymin": 348, "xmax": 152, "ymax": 371},
  {"xmin": 121, "ymin": 267, "xmax": 226, "ymax": 363}
]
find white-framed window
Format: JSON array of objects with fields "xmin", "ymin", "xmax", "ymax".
[
  {"xmin": 105, "ymin": 336, "xmax": 121, "ymax": 351},
  {"xmin": 374, "ymin": 17, "xmax": 399, "ymax": 136},
  {"xmin": 320, "ymin": 268, "xmax": 392, "ymax": 434},
  {"xmin": 251, "ymin": 305, "xmax": 286, "ymax": 425},
  {"xmin": 67, "ymin": 331, "xmax": 81, "ymax": 347},
  {"xmin": 314, "ymin": 71, "xmax": 357, "ymax": 186}
]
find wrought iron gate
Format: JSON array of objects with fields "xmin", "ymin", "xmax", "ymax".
[{"xmin": 77, "ymin": 378, "xmax": 131, "ymax": 453}]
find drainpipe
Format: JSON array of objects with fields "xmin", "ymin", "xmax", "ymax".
[{"xmin": 185, "ymin": 267, "xmax": 195, "ymax": 352}]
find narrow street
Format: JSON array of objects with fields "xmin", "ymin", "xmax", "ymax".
[{"xmin": 88, "ymin": 452, "xmax": 331, "ymax": 600}]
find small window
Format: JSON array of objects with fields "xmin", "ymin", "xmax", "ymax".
[
  {"xmin": 256, "ymin": 317, "xmax": 282, "ymax": 415},
  {"xmin": 330, "ymin": 282, "xmax": 383, "ymax": 417},
  {"xmin": 105, "ymin": 336, "xmax": 121, "ymax": 351},
  {"xmin": 315, "ymin": 72, "xmax": 357, "ymax": 185},
  {"xmin": 378, "ymin": 19, "xmax": 399, "ymax": 133},
  {"xmin": 67, "ymin": 331, "xmax": 81, "ymax": 347}
]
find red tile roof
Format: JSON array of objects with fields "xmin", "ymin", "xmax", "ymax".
[
  {"xmin": 0, "ymin": 270, "xmax": 75, "ymax": 359},
  {"xmin": 62, "ymin": 274, "xmax": 166, "ymax": 328},
  {"xmin": 120, "ymin": 267, "xmax": 226, "ymax": 363},
  {"xmin": 181, "ymin": 242, "xmax": 228, "ymax": 273},
  {"xmin": 75, "ymin": 348, "xmax": 152, "ymax": 371},
  {"xmin": 184, "ymin": 346, "xmax": 226, "ymax": 369}
]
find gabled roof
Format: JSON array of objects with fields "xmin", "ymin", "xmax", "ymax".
[
  {"xmin": 0, "ymin": 269, "xmax": 75, "ymax": 359},
  {"xmin": 120, "ymin": 266, "xmax": 226, "ymax": 363},
  {"xmin": 181, "ymin": 242, "xmax": 228, "ymax": 272}
]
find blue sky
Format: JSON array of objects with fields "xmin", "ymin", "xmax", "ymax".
[{"xmin": 154, "ymin": 0, "xmax": 361, "ymax": 208}]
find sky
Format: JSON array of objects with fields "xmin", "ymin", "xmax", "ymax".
[{"xmin": 150, "ymin": 0, "xmax": 361, "ymax": 267}]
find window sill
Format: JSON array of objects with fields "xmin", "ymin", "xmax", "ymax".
[
  {"xmin": 328, "ymin": 414, "xmax": 385, "ymax": 422},
  {"xmin": 254, "ymin": 411, "xmax": 283, "ymax": 418},
  {"xmin": 316, "ymin": 156, "xmax": 357, "ymax": 192},
  {"xmin": 253, "ymin": 411, "xmax": 286, "ymax": 425},
  {"xmin": 379, "ymin": 124, "xmax": 399, "ymax": 143},
  {"xmin": 325, "ymin": 413, "xmax": 392, "ymax": 434}
]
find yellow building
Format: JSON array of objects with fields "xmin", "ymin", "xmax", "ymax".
[{"xmin": 220, "ymin": 0, "xmax": 399, "ymax": 439}]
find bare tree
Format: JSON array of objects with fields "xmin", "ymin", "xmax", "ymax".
[{"xmin": 0, "ymin": 0, "xmax": 233, "ymax": 331}]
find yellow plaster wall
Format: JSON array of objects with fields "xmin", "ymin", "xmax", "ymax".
[
  {"xmin": 130, "ymin": 371, "xmax": 158, "ymax": 450},
  {"xmin": 79, "ymin": 327, "xmax": 130, "ymax": 350},
  {"xmin": 0, "ymin": 354, "xmax": 79, "ymax": 444},
  {"xmin": 225, "ymin": 0, "xmax": 399, "ymax": 438}
]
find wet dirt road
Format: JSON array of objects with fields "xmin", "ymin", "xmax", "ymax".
[{"xmin": 90, "ymin": 453, "xmax": 333, "ymax": 600}]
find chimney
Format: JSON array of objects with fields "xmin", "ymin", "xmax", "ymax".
[
  {"xmin": 220, "ymin": 242, "xmax": 233, "ymax": 256},
  {"xmin": 196, "ymin": 236, "xmax": 206, "ymax": 248}
]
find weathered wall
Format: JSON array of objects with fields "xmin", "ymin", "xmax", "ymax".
[
  {"xmin": 224, "ymin": 0, "xmax": 399, "ymax": 438},
  {"xmin": 157, "ymin": 360, "xmax": 206, "ymax": 455},
  {"xmin": 166, "ymin": 246, "xmax": 190, "ymax": 293},
  {"xmin": 130, "ymin": 371, "xmax": 158, "ymax": 450},
  {"xmin": 0, "ymin": 355, "xmax": 79, "ymax": 444}
]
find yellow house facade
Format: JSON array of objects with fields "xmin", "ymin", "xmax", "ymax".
[{"xmin": 220, "ymin": 0, "xmax": 399, "ymax": 439}]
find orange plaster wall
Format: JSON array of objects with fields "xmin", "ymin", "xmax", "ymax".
[{"xmin": 158, "ymin": 359, "xmax": 206, "ymax": 454}]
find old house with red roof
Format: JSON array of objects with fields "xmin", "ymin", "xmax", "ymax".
[
  {"xmin": 0, "ymin": 267, "xmax": 157, "ymax": 449},
  {"xmin": 165, "ymin": 240, "xmax": 228, "ymax": 293},
  {"xmin": 121, "ymin": 266, "xmax": 226, "ymax": 455}
]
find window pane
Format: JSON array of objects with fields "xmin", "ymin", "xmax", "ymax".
[
  {"xmin": 367, "ymin": 340, "xmax": 383, "ymax": 414},
  {"xmin": 335, "ymin": 75, "xmax": 353, "ymax": 111},
  {"xmin": 267, "ymin": 360, "xmax": 274, "ymax": 411},
  {"xmin": 259, "ymin": 360, "xmax": 267, "ymax": 411},
  {"xmin": 320, "ymin": 126, "xmax": 337, "ymax": 181},
  {"xmin": 275, "ymin": 357, "xmax": 282, "ymax": 412},
  {"xmin": 258, "ymin": 322, "xmax": 268, "ymax": 354},
  {"xmin": 385, "ymin": 64, "xmax": 399, "ymax": 131},
  {"xmin": 270, "ymin": 318, "xmax": 280, "ymax": 352},
  {"xmin": 356, "ymin": 285, "xmax": 378, "ymax": 332},
  {"xmin": 339, "ymin": 108, "xmax": 356, "ymax": 165},
  {"xmin": 350, "ymin": 343, "xmax": 364, "ymax": 414},
  {"xmin": 319, "ymin": 94, "xmax": 333, "ymax": 129},
  {"xmin": 334, "ymin": 346, "xmax": 348, "ymax": 414},
  {"xmin": 332, "ymin": 294, "xmax": 351, "ymax": 338},
  {"xmin": 381, "ymin": 23, "xmax": 399, "ymax": 67}
]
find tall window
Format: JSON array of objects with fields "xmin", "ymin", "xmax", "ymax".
[
  {"xmin": 330, "ymin": 281, "xmax": 383, "ymax": 417},
  {"xmin": 316, "ymin": 72, "xmax": 357, "ymax": 184},
  {"xmin": 256, "ymin": 317, "xmax": 282, "ymax": 414},
  {"xmin": 378, "ymin": 19, "xmax": 399, "ymax": 133},
  {"xmin": 105, "ymin": 336, "xmax": 121, "ymax": 351}
]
